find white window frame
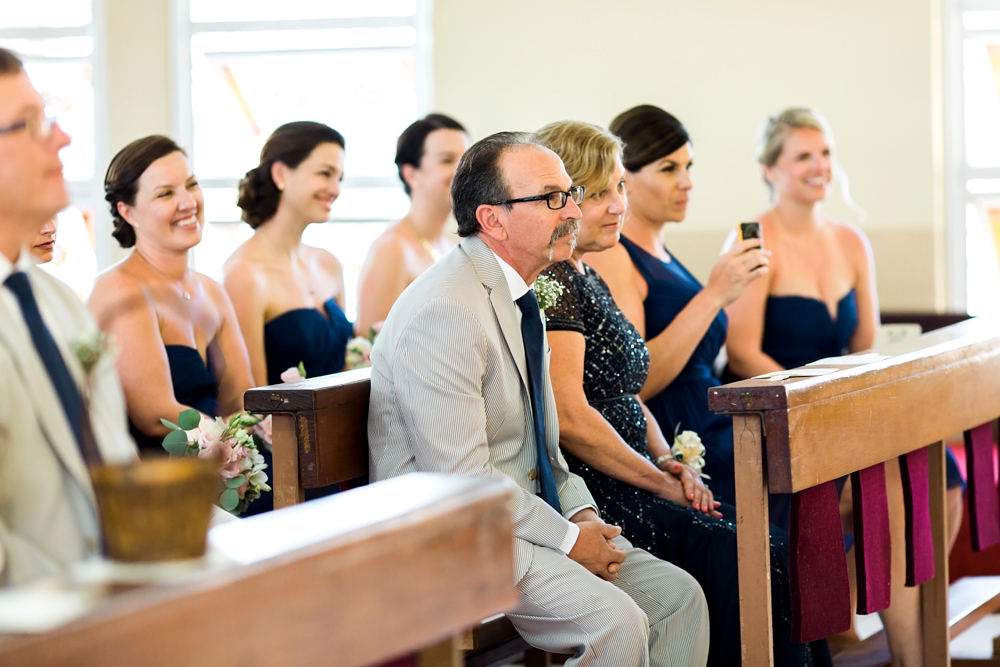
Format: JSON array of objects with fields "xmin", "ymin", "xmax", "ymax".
[
  {"xmin": 0, "ymin": 0, "xmax": 111, "ymax": 270},
  {"xmin": 169, "ymin": 0, "xmax": 433, "ymax": 221},
  {"xmin": 942, "ymin": 0, "xmax": 1000, "ymax": 314}
]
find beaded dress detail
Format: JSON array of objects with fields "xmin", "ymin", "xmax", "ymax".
[{"xmin": 541, "ymin": 260, "xmax": 829, "ymax": 667}]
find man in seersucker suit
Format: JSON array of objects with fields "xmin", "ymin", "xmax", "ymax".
[
  {"xmin": 0, "ymin": 48, "xmax": 139, "ymax": 587},
  {"xmin": 368, "ymin": 131, "xmax": 709, "ymax": 666}
]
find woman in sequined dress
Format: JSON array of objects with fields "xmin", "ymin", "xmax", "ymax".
[{"xmin": 537, "ymin": 121, "xmax": 831, "ymax": 667}]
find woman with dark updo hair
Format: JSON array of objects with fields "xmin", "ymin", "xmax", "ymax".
[
  {"xmin": 585, "ymin": 106, "xmax": 770, "ymax": 517},
  {"xmin": 223, "ymin": 121, "xmax": 349, "ymax": 512},
  {"xmin": 223, "ymin": 121, "xmax": 350, "ymax": 387},
  {"xmin": 88, "ymin": 135, "xmax": 255, "ymax": 453}
]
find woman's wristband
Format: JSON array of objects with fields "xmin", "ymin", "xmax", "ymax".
[{"xmin": 654, "ymin": 453, "xmax": 674, "ymax": 469}]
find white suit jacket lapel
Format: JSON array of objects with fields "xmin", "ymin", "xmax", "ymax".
[
  {"xmin": 0, "ymin": 291, "xmax": 96, "ymax": 507},
  {"xmin": 460, "ymin": 235, "xmax": 530, "ymax": 391}
]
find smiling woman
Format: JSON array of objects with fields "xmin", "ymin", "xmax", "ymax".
[
  {"xmin": 87, "ymin": 135, "xmax": 256, "ymax": 458},
  {"xmin": 221, "ymin": 121, "xmax": 352, "ymax": 514}
]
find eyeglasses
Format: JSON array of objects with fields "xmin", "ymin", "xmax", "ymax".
[
  {"xmin": 494, "ymin": 185, "xmax": 586, "ymax": 210},
  {"xmin": 0, "ymin": 107, "xmax": 57, "ymax": 142}
]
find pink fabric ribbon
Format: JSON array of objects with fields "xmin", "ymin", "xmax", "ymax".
[{"xmin": 790, "ymin": 480, "xmax": 852, "ymax": 642}]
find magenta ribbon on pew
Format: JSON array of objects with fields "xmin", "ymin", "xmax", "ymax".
[
  {"xmin": 965, "ymin": 421, "xmax": 1000, "ymax": 552},
  {"xmin": 898, "ymin": 446, "xmax": 934, "ymax": 586},
  {"xmin": 789, "ymin": 480, "xmax": 852, "ymax": 643},
  {"xmin": 851, "ymin": 463, "xmax": 892, "ymax": 613}
]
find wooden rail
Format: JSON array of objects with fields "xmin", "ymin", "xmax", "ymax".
[
  {"xmin": 709, "ymin": 317, "xmax": 1000, "ymax": 666},
  {"xmin": 0, "ymin": 474, "xmax": 517, "ymax": 667}
]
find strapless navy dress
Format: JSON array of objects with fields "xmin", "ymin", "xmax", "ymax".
[
  {"xmin": 130, "ymin": 345, "xmax": 221, "ymax": 452},
  {"xmin": 242, "ymin": 297, "xmax": 353, "ymax": 516},
  {"xmin": 755, "ymin": 291, "xmax": 964, "ymax": 492},
  {"xmin": 620, "ymin": 237, "xmax": 740, "ymax": 506},
  {"xmin": 262, "ymin": 297, "xmax": 352, "ymax": 385}
]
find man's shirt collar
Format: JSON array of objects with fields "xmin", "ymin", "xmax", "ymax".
[
  {"xmin": 0, "ymin": 248, "xmax": 32, "ymax": 283},
  {"xmin": 490, "ymin": 249, "xmax": 531, "ymax": 301}
]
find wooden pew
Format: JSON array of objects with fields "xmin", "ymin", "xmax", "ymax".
[
  {"xmin": 0, "ymin": 473, "xmax": 517, "ymax": 667},
  {"xmin": 245, "ymin": 370, "xmax": 550, "ymax": 667},
  {"xmin": 708, "ymin": 317, "xmax": 1000, "ymax": 666}
]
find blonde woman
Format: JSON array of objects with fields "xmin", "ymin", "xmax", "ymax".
[
  {"xmin": 725, "ymin": 107, "xmax": 963, "ymax": 667},
  {"xmin": 538, "ymin": 120, "xmax": 830, "ymax": 667}
]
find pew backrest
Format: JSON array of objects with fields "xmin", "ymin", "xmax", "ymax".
[{"xmin": 245, "ymin": 368, "xmax": 372, "ymax": 490}]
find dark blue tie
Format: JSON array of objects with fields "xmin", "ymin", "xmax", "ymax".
[
  {"xmin": 515, "ymin": 290, "xmax": 562, "ymax": 513},
  {"xmin": 5, "ymin": 271, "xmax": 101, "ymax": 465}
]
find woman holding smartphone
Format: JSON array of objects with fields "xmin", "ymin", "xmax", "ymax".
[
  {"xmin": 586, "ymin": 105, "xmax": 769, "ymax": 513},
  {"xmin": 725, "ymin": 107, "xmax": 963, "ymax": 667}
]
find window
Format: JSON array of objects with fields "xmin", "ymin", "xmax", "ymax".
[
  {"xmin": 0, "ymin": 0, "xmax": 103, "ymax": 298},
  {"xmin": 176, "ymin": 0, "xmax": 429, "ymax": 319}
]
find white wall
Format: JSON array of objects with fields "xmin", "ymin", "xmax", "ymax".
[
  {"xmin": 91, "ymin": 0, "xmax": 947, "ymax": 310},
  {"xmin": 433, "ymin": 0, "xmax": 945, "ymax": 311}
]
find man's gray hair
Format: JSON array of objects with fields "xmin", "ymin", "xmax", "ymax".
[{"xmin": 451, "ymin": 131, "xmax": 542, "ymax": 237}]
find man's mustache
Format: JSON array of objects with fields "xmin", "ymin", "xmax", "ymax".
[{"xmin": 550, "ymin": 219, "xmax": 580, "ymax": 244}]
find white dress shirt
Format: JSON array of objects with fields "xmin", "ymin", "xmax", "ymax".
[{"xmin": 489, "ymin": 250, "xmax": 595, "ymax": 554}]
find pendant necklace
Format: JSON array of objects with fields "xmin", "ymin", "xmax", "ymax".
[
  {"xmin": 410, "ymin": 220, "xmax": 442, "ymax": 262},
  {"xmin": 419, "ymin": 238, "xmax": 442, "ymax": 263}
]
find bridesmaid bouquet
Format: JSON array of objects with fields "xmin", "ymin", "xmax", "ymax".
[
  {"xmin": 672, "ymin": 427, "xmax": 710, "ymax": 479},
  {"xmin": 345, "ymin": 324, "xmax": 381, "ymax": 370},
  {"xmin": 161, "ymin": 410, "xmax": 271, "ymax": 515}
]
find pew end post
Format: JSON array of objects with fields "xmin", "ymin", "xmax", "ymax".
[
  {"xmin": 245, "ymin": 368, "xmax": 372, "ymax": 509},
  {"xmin": 710, "ymin": 318, "xmax": 1000, "ymax": 666}
]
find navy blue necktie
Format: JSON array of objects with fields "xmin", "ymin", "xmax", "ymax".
[
  {"xmin": 515, "ymin": 290, "xmax": 562, "ymax": 513},
  {"xmin": 5, "ymin": 271, "xmax": 102, "ymax": 465}
]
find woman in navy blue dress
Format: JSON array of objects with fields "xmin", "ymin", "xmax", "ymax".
[
  {"xmin": 725, "ymin": 107, "xmax": 965, "ymax": 665},
  {"xmin": 586, "ymin": 106, "xmax": 770, "ymax": 515},
  {"xmin": 224, "ymin": 122, "xmax": 353, "ymax": 512},
  {"xmin": 89, "ymin": 136, "xmax": 255, "ymax": 454}
]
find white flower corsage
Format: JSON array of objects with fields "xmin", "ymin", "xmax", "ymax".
[
  {"xmin": 533, "ymin": 275, "xmax": 564, "ymax": 312},
  {"xmin": 671, "ymin": 427, "xmax": 710, "ymax": 479}
]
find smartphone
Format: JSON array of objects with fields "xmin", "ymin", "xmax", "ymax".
[{"xmin": 738, "ymin": 221, "xmax": 762, "ymax": 244}]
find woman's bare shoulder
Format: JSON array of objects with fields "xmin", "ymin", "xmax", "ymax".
[
  {"xmin": 305, "ymin": 244, "xmax": 343, "ymax": 275},
  {"xmin": 90, "ymin": 257, "xmax": 146, "ymax": 303},
  {"xmin": 364, "ymin": 223, "xmax": 411, "ymax": 262},
  {"xmin": 827, "ymin": 217, "xmax": 872, "ymax": 254},
  {"xmin": 88, "ymin": 259, "xmax": 155, "ymax": 326}
]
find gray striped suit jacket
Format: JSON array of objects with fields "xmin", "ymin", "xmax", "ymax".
[{"xmin": 368, "ymin": 234, "xmax": 596, "ymax": 581}]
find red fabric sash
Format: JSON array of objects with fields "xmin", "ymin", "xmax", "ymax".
[
  {"xmin": 851, "ymin": 463, "xmax": 892, "ymax": 613},
  {"xmin": 789, "ymin": 480, "xmax": 852, "ymax": 642},
  {"xmin": 965, "ymin": 421, "xmax": 1000, "ymax": 552},
  {"xmin": 898, "ymin": 447, "xmax": 935, "ymax": 586}
]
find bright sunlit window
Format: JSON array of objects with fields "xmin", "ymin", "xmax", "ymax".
[
  {"xmin": 0, "ymin": 0, "xmax": 102, "ymax": 298},
  {"xmin": 178, "ymin": 0, "xmax": 428, "ymax": 319}
]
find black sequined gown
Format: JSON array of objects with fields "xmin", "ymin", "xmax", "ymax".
[{"xmin": 542, "ymin": 261, "xmax": 831, "ymax": 667}]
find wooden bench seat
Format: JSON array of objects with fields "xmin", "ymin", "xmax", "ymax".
[{"xmin": 245, "ymin": 369, "xmax": 543, "ymax": 667}]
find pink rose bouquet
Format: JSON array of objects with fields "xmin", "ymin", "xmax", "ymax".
[{"xmin": 161, "ymin": 409, "xmax": 271, "ymax": 515}]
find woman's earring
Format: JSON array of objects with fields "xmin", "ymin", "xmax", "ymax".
[{"xmin": 276, "ymin": 182, "xmax": 284, "ymax": 191}]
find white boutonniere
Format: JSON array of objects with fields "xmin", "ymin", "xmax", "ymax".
[
  {"xmin": 671, "ymin": 426, "xmax": 710, "ymax": 479},
  {"xmin": 533, "ymin": 275, "xmax": 564, "ymax": 312},
  {"xmin": 71, "ymin": 331, "xmax": 116, "ymax": 403}
]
